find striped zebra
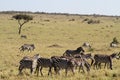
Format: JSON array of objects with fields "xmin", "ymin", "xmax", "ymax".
[
  {"xmin": 35, "ymin": 57, "xmax": 53, "ymax": 76},
  {"xmin": 74, "ymin": 53, "xmax": 94, "ymax": 66},
  {"xmin": 73, "ymin": 57, "xmax": 90, "ymax": 73},
  {"xmin": 51, "ymin": 55, "xmax": 90, "ymax": 75},
  {"xmin": 18, "ymin": 54, "xmax": 40, "ymax": 74},
  {"xmin": 92, "ymin": 53, "xmax": 118, "ymax": 70},
  {"xmin": 19, "ymin": 44, "xmax": 35, "ymax": 52},
  {"xmin": 63, "ymin": 47, "xmax": 85, "ymax": 57},
  {"xmin": 51, "ymin": 56, "xmax": 76, "ymax": 76}
]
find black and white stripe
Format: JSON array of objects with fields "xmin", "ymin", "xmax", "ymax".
[
  {"xmin": 63, "ymin": 47, "xmax": 85, "ymax": 57},
  {"xmin": 35, "ymin": 57, "xmax": 53, "ymax": 76},
  {"xmin": 18, "ymin": 54, "xmax": 39, "ymax": 74},
  {"xmin": 19, "ymin": 44, "xmax": 35, "ymax": 52},
  {"xmin": 93, "ymin": 53, "xmax": 118, "ymax": 70},
  {"xmin": 51, "ymin": 56, "xmax": 76, "ymax": 76}
]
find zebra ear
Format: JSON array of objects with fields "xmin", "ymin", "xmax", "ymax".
[{"xmin": 118, "ymin": 52, "xmax": 120, "ymax": 55}]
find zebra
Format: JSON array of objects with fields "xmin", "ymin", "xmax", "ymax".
[
  {"xmin": 92, "ymin": 53, "xmax": 118, "ymax": 70},
  {"xmin": 18, "ymin": 54, "xmax": 40, "ymax": 74},
  {"xmin": 74, "ymin": 53, "xmax": 94, "ymax": 66},
  {"xmin": 35, "ymin": 57, "xmax": 53, "ymax": 76},
  {"xmin": 19, "ymin": 44, "xmax": 35, "ymax": 52},
  {"xmin": 97, "ymin": 52, "xmax": 120, "ymax": 69},
  {"xmin": 51, "ymin": 56, "xmax": 76, "ymax": 76},
  {"xmin": 73, "ymin": 57, "xmax": 90, "ymax": 73},
  {"xmin": 51, "ymin": 55, "xmax": 90, "ymax": 75},
  {"xmin": 63, "ymin": 47, "xmax": 85, "ymax": 57}
]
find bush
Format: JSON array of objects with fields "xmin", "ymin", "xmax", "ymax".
[
  {"xmin": 82, "ymin": 18, "xmax": 100, "ymax": 24},
  {"xmin": 87, "ymin": 19, "xmax": 100, "ymax": 24},
  {"xmin": 83, "ymin": 18, "xmax": 89, "ymax": 22},
  {"xmin": 112, "ymin": 37, "xmax": 119, "ymax": 44}
]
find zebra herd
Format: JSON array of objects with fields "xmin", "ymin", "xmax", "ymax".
[{"xmin": 18, "ymin": 46, "xmax": 120, "ymax": 76}]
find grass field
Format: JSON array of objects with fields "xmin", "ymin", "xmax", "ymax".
[{"xmin": 0, "ymin": 13, "xmax": 120, "ymax": 80}]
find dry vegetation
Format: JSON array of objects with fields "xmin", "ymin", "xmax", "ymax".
[{"xmin": 0, "ymin": 12, "xmax": 120, "ymax": 80}]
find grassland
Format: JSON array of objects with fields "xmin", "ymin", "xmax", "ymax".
[{"xmin": 0, "ymin": 13, "xmax": 120, "ymax": 80}]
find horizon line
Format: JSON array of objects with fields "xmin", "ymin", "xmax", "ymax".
[{"xmin": 0, "ymin": 10, "xmax": 120, "ymax": 17}]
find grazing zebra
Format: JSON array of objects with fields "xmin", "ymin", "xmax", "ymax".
[
  {"xmin": 51, "ymin": 56, "xmax": 76, "ymax": 76},
  {"xmin": 63, "ymin": 47, "xmax": 85, "ymax": 57},
  {"xmin": 35, "ymin": 57, "xmax": 53, "ymax": 76},
  {"xmin": 18, "ymin": 54, "xmax": 40, "ymax": 74},
  {"xmin": 92, "ymin": 53, "xmax": 118, "ymax": 70},
  {"xmin": 19, "ymin": 44, "xmax": 35, "ymax": 52}
]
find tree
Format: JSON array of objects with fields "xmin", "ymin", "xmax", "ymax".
[{"xmin": 13, "ymin": 14, "xmax": 33, "ymax": 34}]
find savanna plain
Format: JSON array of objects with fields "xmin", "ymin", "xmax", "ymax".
[{"xmin": 0, "ymin": 13, "xmax": 120, "ymax": 80}]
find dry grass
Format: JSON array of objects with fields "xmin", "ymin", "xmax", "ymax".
[{"xmin": 0, "ymin": 13, "xmax": 120, "ymax": 80}]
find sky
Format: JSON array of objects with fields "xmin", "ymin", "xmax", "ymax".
[{"xmin": 0, "ymin": 0, "xmax": 120, "ymax": 16}]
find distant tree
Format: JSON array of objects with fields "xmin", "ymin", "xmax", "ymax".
[{"xmin": 12, "ymin": 14, "xmax": 33, "ymax": 34}]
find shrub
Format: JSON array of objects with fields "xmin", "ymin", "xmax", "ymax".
[
  {"xmin": 112, "ymin": 37, "xmax": 119, "ymax": 44},
  {"xmin": 82, "ymin": 18, "xmax": 100, "ymax": 24}
]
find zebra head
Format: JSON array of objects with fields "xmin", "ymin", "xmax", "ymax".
[
  {"xmin": 116, "ymin": 52, "xmax": 120, "ymax": 59},
  {"xmin": 110, "ymin": 53, "xmax": 119, "ymax": 59},
  {"xmin": 77, "ymin": 47, "xmax": 85, "ymax": 53}
]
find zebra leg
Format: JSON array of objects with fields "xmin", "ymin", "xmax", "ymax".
[
  {"xmin": 90, "ymin": 58, "xmax": 94, "ymax": 66},
  {"xmin": 71, "ymin": 67, "xmax": 75, "ymax": 75},
  {"xmin": 84, "ymin": 61, "xmax": 90, "ymax": 72},
  {"xmin": 53, "ymin": 66, "xmax": 57, "ymax": 74},
  {"xmin": 98, "ymin": 63, "xmax": 101, "ymax": 69},
  {"xmin": 109, "ymin": 60, "xmax": 113, "ymax": 70},
  {"xmin": 56, "ymin": 67, "xmax": 61, "ymax": 75},
  {"xmin": 18, "ymin": 65, "xmax": 24, "ymax": 74},
  {"xmin": 57, "ymin": 68, "xmax": 60, "ymax": 75},
  {"xmin": 93, "ymin": 62, "xmax": 97, "ymax": 69},
  {"xmin": 36, "ymin": 66, "xmax": 40, "ymax": 76},
  {"xmin": 107, "ymin": 63, "xmax": 110, "ymax": 69},
  {"xmin": 30, "ymin": 67, "xmax": 33, "ymax": 74},
  {"xmin": 40, "ymin": 67, "xmax": 43, "ymax": 76},
  {"xmin": 78, "ymin": 64, "xmax": 82, "ymax": 72},
  {"xmin": 79, "ymin": 63, "xmax": 85, "ymax": 73},
  {"xmin": 48, "ymin": 67, "xmax": 52, "ymax": 76},
  {"xmin": 96, "ymin": 61, "xmax": 100, "ymax": 70},
  {"xmin": 65, "ymin": 68, "xmax": 68, "ymax": 76},
  {"xmin": 93, "ymin": 61, "xmax": 97, "ymax": 69},
  {"xmin": 104, "ymin": 63, "xmax": 107, "ymax": 69}
]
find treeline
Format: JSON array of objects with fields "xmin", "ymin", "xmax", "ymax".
[{"xmin": 0, "ymin": 11, "xmax": 120, "ymax": 18}]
